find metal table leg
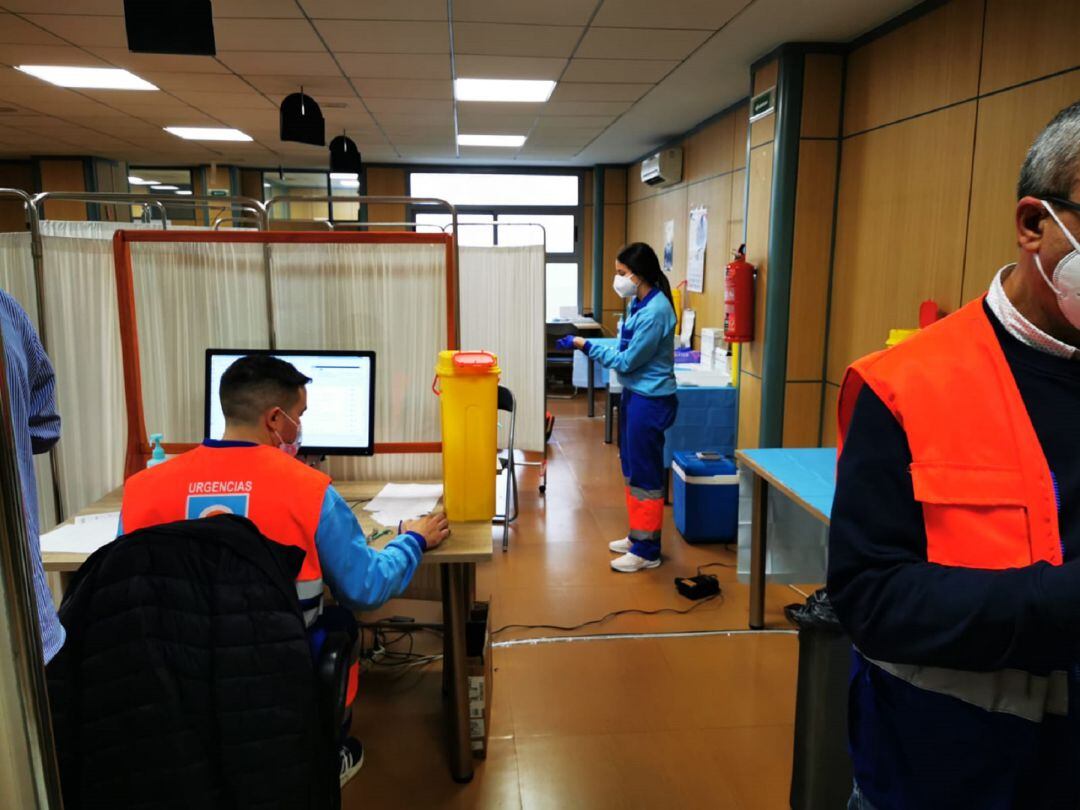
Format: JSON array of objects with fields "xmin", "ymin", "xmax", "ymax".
[
  {"xmin": 749, "ymin": 474, "xmax": 769, "ymax": 630},
  {"xmin": 587, "ymin": 356, "xmax": 595, "ymax": 417},
  {"xmin": 442, "ymin": 562, "xmax": 474, "ymax": 783}
]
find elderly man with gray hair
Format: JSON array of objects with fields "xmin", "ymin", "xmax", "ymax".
[{"xmin": 828, "ymin": 100, "xmax": 1080, "ymax": 809}]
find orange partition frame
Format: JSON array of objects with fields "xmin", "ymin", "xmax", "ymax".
[{"xmin": 112, "ymin": 229, "xmax": 458, "ymax": 479}]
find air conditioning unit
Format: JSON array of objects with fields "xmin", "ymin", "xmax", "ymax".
[{"xmin": 640, "ymin": 148, "xmax": 683, "ymax": 187}]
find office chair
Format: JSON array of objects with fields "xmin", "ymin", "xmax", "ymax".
[{"xmin": 495, "ymin": 385, "xmax": 518, "ymax": 551}]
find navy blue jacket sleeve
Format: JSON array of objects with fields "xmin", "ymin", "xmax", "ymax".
[{"xmin": 827, "ymin": 384, "xmax": 1080, "ymax": 672}]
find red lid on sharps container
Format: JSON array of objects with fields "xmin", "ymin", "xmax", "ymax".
[{"xmin": 452, "ymin": 351, "xmax": 497, "ymax": 372}]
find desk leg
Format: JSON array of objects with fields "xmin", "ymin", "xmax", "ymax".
[
  {"xmin": 604, "ymin": 387, "xmax": 614, "ymax": 444},
  {"xmin": 587, "ymin": 357, "xmax": 596, "ymax": 418},
  {"xmin": 442, "ymin": 562, "xmax": 474, "ymax": 783},
  {"xmin": 749, "ymin": 475, "xmax": 769, "ymax": 630}
]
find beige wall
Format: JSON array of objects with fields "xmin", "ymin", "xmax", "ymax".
[
  {"xmin": 821, "ymin": 0, "xmax": 1080, "ymax": 444},
  {"xmin": 0, "ymin": 162, "xmax": 33, "ymax": 232},
  {"xmin": 38, "ymin": 158, "xmax": 88, "ymax": 221}
]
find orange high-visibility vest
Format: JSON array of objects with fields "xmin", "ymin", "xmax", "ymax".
[
  {"xmin": 122, "ymin": 444, "xmax": 331, "ymax": 620},
  {"xmin": 838, "ymin": 296, "xmax": 1062, "ymax": 570}
]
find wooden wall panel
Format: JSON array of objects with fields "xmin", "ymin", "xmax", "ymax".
[
  {"xmin": 366, "ymin": 166, "xmax": 406, "ymax": 228},
  {"xmin": 981, "ymin": 0, "xmax": 1080, "ymax": 94},
  {"xmin": 732, "ymin": 102, "xmax": 749, "ymax": 171},
  {"xmin": 783, "ymin": 382, "xmax": 822, "ymax": 447},
  {"xmin": 820, "ymin": 384, "xmax": 839, "ymax": 448},
  {"xmin": 737, "ymin": 372, "xmax": 761, "ymax": 450},
  {"xmin": 686, "ymin": 112, "xmax": 735, "ymax": 181},
  {"xmin": 843, "ymin": 0, "xmax": 983, "ymax": 136},
  {"xmin": 38, "ymin": 158, "xmax": 88, "ymax": 221},
  {"xmin": 602, "ymin": 201, "xmax": 627, "ymax": 331},
  {"xmin": 962, "ymin": 70, "xmax": 1080, "ymax": 302},
  {"xmin": 605, "ymin": 166, "xmax": 628, "ymax": 202},
  {"xmin": 729, "ymin": 169, "xmax": 746, "ymax": 249},
  {"xmin": 787, "ymin": 140, "xmax": 838, "ymax": 381},
  {"xmin": 0, "ymin": 162, "xmax": 33, "ymax": 232},
  {"xmin": 801, "ymin": 54, "xmax": 843, "ymax": 139},
  {"xmin": 827, "ymin": 103, "xmax": 976, "ymax": 383},
  {"xmin": 686, "ymin": 172, "xmax": 734, "ymax": 336},
  {"xmin": 742, "ymin": 143, "xmax": 773, "ymax": 378}
]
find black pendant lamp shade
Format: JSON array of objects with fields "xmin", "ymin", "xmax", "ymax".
[
  {"xmin": 329, "ymin": 135, "xmax": 363, "ymax": 176},
  {"xmin": 280, "ymin": 91, "xmax": 325, "ymax": 146}
]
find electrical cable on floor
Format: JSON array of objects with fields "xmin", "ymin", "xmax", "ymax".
[{"xmin": 491, "ymin": 592, "xmax": 723, "ymax": 636}]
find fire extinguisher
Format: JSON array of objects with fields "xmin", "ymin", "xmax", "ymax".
[{"xmin": 724, "ymin": 244, "xmax": 755, "ymax": 343}]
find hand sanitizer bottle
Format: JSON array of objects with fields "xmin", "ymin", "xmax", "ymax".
[{"xmin": 147, "ymin": 433, "xmax": 166, "ymax": 468}]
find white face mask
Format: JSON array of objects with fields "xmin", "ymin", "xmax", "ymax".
[
  {"xmin": 273, "ymin": 409, "xmax": 303, "ymax": 458},
  {"xmin": 1034, "ymin": 200, "xmax": 1080, "ymax": 329},
  {"xmin": 613, "ymin": 273, "xmax": 638, "ymax": 299}
]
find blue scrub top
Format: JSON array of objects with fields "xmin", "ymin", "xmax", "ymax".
[{"xmin": 586, "ymin": 288, "xmax": 677, "ymax": 397}]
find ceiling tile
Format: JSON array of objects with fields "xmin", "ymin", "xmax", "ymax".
[
  {"xmin": 527, "ymin": 131, "xmax": 594, "ymax": 146},
  {"xmin": 453, "ymin": 23, "xmax": 582, "ymax": 58},
  {"xmin": 314, "ymin": 20, "xmax": 449, "ymax": 54},
  {"xmin": 562, "ymin": 58, "xmax": 679, "ymax": 84},
  {"xmin": 452, "ymin": 0, "xmax": 596, "ymax": 26},
  {"xmin": 214, "ymin": 0, "xmax": 304, "ymax": 17},
  {"xmin": 213, "ymin": 19, "xmax": 326, "ymax": 52},
  {"xmin": 593, "ymin": 0, "xmax": 747, "ymax": 29},
  {"xmin": 245, "ymin": 75, "xmax": 354, "ymax": 95},
  {"xmin": 301, "ymin": 0, "xmax": 447, "ymax": 20},
  {"xmin": 1, "ymin": 1, "xmax": 120, "ymax": 13},
  {"xmin": 457, "ymin": 115, "xmax": 538, "ymax": 135},
  {"xmin": 373, "ymin": 114, "xmax": 452, "ymax": 134},
  {"xmin": 532, "ymin": 115, "xmax": 614, "ymax": 129},
  {"xmin": 0, "ymin": 44, "xmax": 111, "ymax": 68},
  {"xmin": 0, "ymin": 13, "xmax": 69, "ymax": 45},
  {"xmin": 550, "ymin": 82, "xmax": 651, "ymax": 102},
  {"xmin": 543, "ymin": 100, "xmax": 632, "ymax": 116},
  {"xmin": 365, "ymin": 98, "xmax": 452, "ymax": 115},
  {"xmin": 91, "ymin": 48, "xmax": 228, "ymax": 74},
  {"xmin": 141, "ymin": 72, "xmax": 254, "ymax": 93},
  {"xmin": 338, "ymin": 53, "xmax": 450, "ymax": 80},
  {"xmin": 575, "ymin": 27, "xmax": 710, "ymax": 60},
  {"xmin": 173, "ymin": 91, "xmax": 276, "ymax": 110},
  {"xmin": 217, "ymin": 51, "xmax": 341, "ymax": 76},
  {"xmin": 454, "ymin": 55, "xmax": 566, "ymax": 81},
  {"xmin": 351, "ymin": 78, "xmax": 451, "ymax": 99},
  {"xmin": 457, "ymin": 101, "xmax": 545, "ymax": 118},
  {"xmin": 23, "ymin": 14, "xmax": 127, "ymax": 48}
]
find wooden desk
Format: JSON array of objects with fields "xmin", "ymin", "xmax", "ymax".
[
  {"xmin": 42, "ymin": 480, "xmax": 493, "ymax": 784},
  {"xmin": 735, "ymin": 449, "xmax": 835, "ymax": 630}
]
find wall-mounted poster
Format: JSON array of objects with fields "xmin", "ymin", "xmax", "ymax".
[
  {"xmin": 687, "ymin": 207, "xmax": 708, "ymax": 293},
  {"xmin": 663, "ymin": 219, "xmax": 674, "ymax": 273}
]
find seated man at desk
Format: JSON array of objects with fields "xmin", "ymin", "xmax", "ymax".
[{"xmin": 119, "ymin": 354, "xmax": 449, "ymax": 787}]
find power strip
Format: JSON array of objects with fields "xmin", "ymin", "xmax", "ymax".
[{"xmin": 674, "ymin": 574, "xmax": 721, "ymax": 601}]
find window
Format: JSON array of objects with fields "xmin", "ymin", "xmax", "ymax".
[
  {"xmin": 409, "ymin": 173, "xmax": 577, "ymax": 207},
  {"xmin": 128, "ymin": 167, "xmax": 194, "ymax": 223},
  {"xmin": 408, "ymin": 170, "xmax": 583, "ymax": 319},
  {"xmin": 262, "ymin": 171, "xmax": 329, "ymax": 223}
]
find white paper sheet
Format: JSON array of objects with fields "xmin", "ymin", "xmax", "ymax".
[
  {"xmin": 687, "ymin": 207, "xmax": 708, "ymax": 293},
  {"xmin": 40, "ymin": 517, "xmax": 118, "ymax": 555},
  {"xmin": 364, "ymin": 483, "xmax": 444, "ymax": 528},
  {"xmin": 679, "ymin": 308, "xmax": 696, "ymax": 348}
]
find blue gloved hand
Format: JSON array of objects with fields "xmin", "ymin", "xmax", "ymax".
[{"xmin": 555, "ymin": 335, "xmax": 576, "ymax": 350}]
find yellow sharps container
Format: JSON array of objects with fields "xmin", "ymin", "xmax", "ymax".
[{"xmin": 435, "ymin": 350, "xmax": 501, "ymax": 521}]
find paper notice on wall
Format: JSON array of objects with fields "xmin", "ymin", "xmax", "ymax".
[
  {"xmin": 687, "ymin": 207, "xmax": 708, "ymax": 293},
  {"xmin": 663, "ymin": 219, "xmax": 675, "ymax": 273}
]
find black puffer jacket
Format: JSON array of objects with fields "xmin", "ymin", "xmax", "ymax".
[{"xmin": 47, "ymin": 515, "xmax": 337, "ymax": 810}]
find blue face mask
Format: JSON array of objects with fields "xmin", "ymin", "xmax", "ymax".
[{"xmin": 273, "ymin": 409, "xmax": 303, "ymax": 457}]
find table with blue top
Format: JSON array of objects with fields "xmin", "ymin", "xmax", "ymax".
[{"xmin": 735, "ymin": 448, "xmax": 836, "ymax": 629}]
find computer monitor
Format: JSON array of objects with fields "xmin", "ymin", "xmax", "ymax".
[{"xmin": 205, "ymin": 349, "xmax": 376, "ymax": 456}]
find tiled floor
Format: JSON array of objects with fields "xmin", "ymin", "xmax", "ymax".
[{"xmin": 346, "ymin": 397, "xmax": 804, "ymax": 809}]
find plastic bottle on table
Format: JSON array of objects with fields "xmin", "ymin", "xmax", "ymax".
[{"xmin": 147, "ymin": 433, "xmax": 166, "ymax": 468}]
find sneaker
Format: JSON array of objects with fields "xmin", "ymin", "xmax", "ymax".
[
  {"xmin": 339, "ymin": 737, "xmax": 365, "ymax": 788},
  {"xmin": 610, "ymin": 552, "xmax": 661, "ymax": 573},
  {"xmin": 608, "ymin": 537, "xmax": 632, "ymax": 553}
]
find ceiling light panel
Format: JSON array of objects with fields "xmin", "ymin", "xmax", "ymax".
[
  {"xmin": 455, "ymin": 78, "xmax": 556, "ymax": 103},
  {"xmin": 16, "ymin": 65, "xmax": 158, "ymax": 90},
  {"xmin": 165, "ymin": 126, "xmax": 253, "ymax": 141},
  {"xmin": 457, "ymin": 134, "xmax": 527, "ymax": 147}
]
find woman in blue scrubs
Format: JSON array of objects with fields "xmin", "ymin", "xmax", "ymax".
[{"xmin": 564, "ymin": 243, "xmax": 678, "ymax": 572}]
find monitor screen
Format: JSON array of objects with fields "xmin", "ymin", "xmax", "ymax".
[{"xmin": 205, "ymin": 350, "xmax": 375, "ymax": 455}]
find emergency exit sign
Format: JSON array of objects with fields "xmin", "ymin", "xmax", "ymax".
[{"xmin": 750, "ymin": 88, "xmax": 775, "ymax": 123}]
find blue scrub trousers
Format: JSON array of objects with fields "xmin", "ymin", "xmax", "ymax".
[{"xmin": 619, "ymin": 389, "xmax": 678, "ymax": 560}]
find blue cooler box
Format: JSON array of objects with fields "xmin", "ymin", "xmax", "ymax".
[{"xmin": 673, "ymin": 451, "xmax": 739, "ymax": 544}]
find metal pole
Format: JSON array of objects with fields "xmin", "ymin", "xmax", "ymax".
[{"xmin": 0, "ymin": 310, "xmax": 64, "ymax": 809}]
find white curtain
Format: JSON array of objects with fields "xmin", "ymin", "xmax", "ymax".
[
  {"xmin": 270, "ymin": 242, "xmax": 446, "ymax": 480},
  {"xmin": 459, "ymin": 245, "xmax": 545, "ymax": 452},
  {"xmin": 130, "ymin": 240, "xmax": 269, "ymax": 443}
]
